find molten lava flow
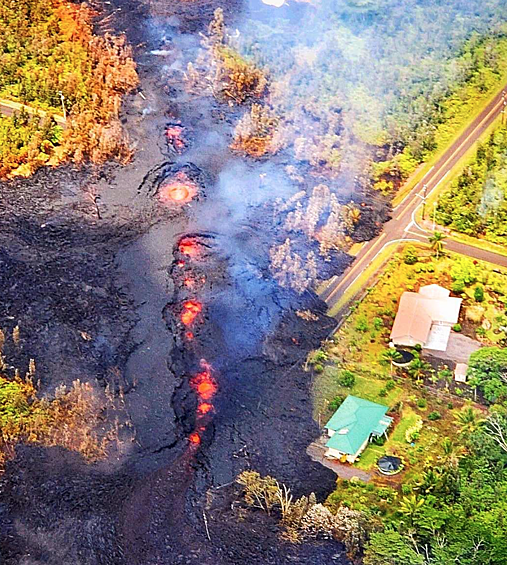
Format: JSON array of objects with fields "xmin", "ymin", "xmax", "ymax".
[
  {"xmin": 189, "ymin": 431, "xmax": 201, "ymax": 445},
  {"xmin": 184, "ymin": 277, "xmax": 193, "ymax": 288},
  {"xmin": 176, "ymin": 260, "xmax": 185, "ymax": 268},
  {"xmin": 197, "ymin": 402, "xmax": 213, "ymax": 415},
  {"xmin": 158, "ymin": 180, "xmax": 197, "ymax": 205},
  {"xmin": 191, "ymin": 368, "xmax": 217, "ymax": 401},
  {"xmin": 180, "ymin": 300, "xmax": 202, "ymax": 326},
  {"xmin": 185, "ymin": 331, "xmax": 194, "ymax": 341},
  {"xmin": 178, "ymin": 238, "xmax": 198, "ymax": 257},
  {"xmin": 165, "ymin": 124, "xmax": 187, "ymax": 153}
]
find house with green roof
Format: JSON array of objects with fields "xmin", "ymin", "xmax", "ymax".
[{"xmin": 324, "ymin": 395, "xmax": 393, "ymax": 463}]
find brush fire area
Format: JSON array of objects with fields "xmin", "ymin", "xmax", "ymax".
[{"xmin": 0, "ymin": 0, "xmax": 393, "ymax": 564}]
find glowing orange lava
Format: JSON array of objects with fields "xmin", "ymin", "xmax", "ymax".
[
  {"xmin": 198, "ymin": 402, "xmax": 213, "ymax": 415},
  {"xmin": 176, "ymin": 260, "xmax": 185, "ymax": 267},
  {"xmin": 191, "ymin": 369, "xmax": 217, "ymax": 401},
  {"xmin": 178, "ymin": 239, "xmax": 198, "ymax": 256},
  {"xmin": 184, "ymin": 277, "xmax": 193, "ymax": 287},
  {"xmin": 158, "ymin": 181, "xmax": 197, "ymax": 205},
  {"xmin": 189, "ymin": 432, "xmax": 201, "ymax": 445},
  {"xmin": 185, "ymin": 331, "xmax": 194, "ymax": 340},
  {"xmin": 180, "ymin": 300, "xmax": 202, "ymax": 326},
  {"xmin": 165, "ymin": 125, "xmax": 186, "ymax": 152}
]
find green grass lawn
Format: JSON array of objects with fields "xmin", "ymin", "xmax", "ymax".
[{"xmin": 355, "ymin": 444, "xmax": 386, "ymax": 471}]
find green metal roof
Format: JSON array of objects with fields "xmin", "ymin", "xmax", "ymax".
[{"xmin": 325, "ymin": 396, "xmax": 389, "ymax": 455}]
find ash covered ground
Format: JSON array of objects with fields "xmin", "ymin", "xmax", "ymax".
[{"xmin": 0, "ymin": 1, "xmax": 381, "ymax": 563}]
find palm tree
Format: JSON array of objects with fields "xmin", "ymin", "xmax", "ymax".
[
  {"xmin": 441, "ymin": 437, "xmax": 464, "ymax": 468},
  {"xmin": 399, "ymin": 494, "xmax": 425, "ymax": 526},
  {"xmin": 428, "ymin": 231, "xmax": 446, "ymax": 259},
  {"xmin": 455, "ymin": 405, "xmax": 485, "ymax": 438},
  {"xmin": 408, "ymin": 357, "xmax": 430, "ymax": 384},
  {"xmin": 381, "ymin": 348, "xmax": 403, "ymax": 376}
]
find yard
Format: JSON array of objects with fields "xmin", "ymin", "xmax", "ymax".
[{"xmin": 311, "ymin": 245, "xmax": 507, "ymax": 482}]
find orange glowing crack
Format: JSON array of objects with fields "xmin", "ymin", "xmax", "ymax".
[
  {"xmin": 191, "ymin": 370, "xmax": 217, "ymax": 401},
  {"xmin": 189, "ymin": 432, "xmax": 201, "ymax": 445},
  {"xmin": 180, "ymin": 300, "xmax": 202, "ymax": 326},
  {"xmin": 197, "ymin": 402, "xmax": 213, "ymax": 415}
]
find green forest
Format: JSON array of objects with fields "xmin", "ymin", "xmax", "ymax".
[
  {"xmin": 0, "ymin": 0, "xmax": 138, "ymax": 177},
  {"xmin": 436, "ymin": 127, "xmax": 507, "ymax": 244},
  {"xmin": 235, "ymin": 0, "xmax": 507, "ymax": 192}
]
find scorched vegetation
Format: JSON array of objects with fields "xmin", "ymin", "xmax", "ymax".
[
  {"xmin": 0, "ymin": 328, "xmax": 111, "ymax": 470},
  {"xmin": 0, "ymin": 0, "xmax": 138, "ymax": 178}
]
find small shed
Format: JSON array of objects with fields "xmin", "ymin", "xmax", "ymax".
[{"xmin": 455, "ymin": 363, "xmax": 468, "ymax": 383}]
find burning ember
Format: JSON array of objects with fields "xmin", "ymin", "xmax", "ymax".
[
  {"xmin": 158, "ymin": 172, "xmax": 197, "ymax": 205},
  {"xmin": 185, "ymin": 331, "xmax": 194, "ymax": 341},
  {"xmin": 180, "ymin": 300, "xmax": 202, "ymax": 326},
  {"xmin": 191, "ymin": 364, "xmax": 217, "ymax": 401},
  {"xmin": 165, "ymin": 123, "xmax": 187, "ymax": 153},
  {"xmin": 189, "ymin": 432, "xmax": 201, "ymax": 445}
]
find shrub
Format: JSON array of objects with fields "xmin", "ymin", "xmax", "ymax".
[
  {"xmin": 428, "ymin": 411, "xmax": 441, "ymax": 420},
  {"xmin": 311, "ymin": 350, "xmax": 328, "ymax": 364},
  {"xmin": 372, "ymin": 435, "xmax": 386, "ymax": 446},
  {"xmin": 416, "ymin": 398, "xmax": 427, "ymax": 409},
  {"xmin": 314, "ymin": 363, "xmax": 324, "ymax": 373},
  {"xmin": 338, "ymin": 370, "xmax": 356, "ymax": 388},
  {"xmin": 452, "ymin": 323, "xmax": 462, "ymax": 332},
  {"xmin": 401, "ymin": 483, "xmax": 412, "ymax": 495},
  {"xmin": 474, "ymin": 285, "xmax": 485, "ymax": 302},
  {"xmin": 403, "ymin": 246, "xmax": 419, "ymax": 265},
  {"xmin": 373, "ymin": 317, "xmax": 383, "ymax": 331},
  {"xmin": 414, "ymin": 344, "xmax": 422, "ymax": 352},
  {"xmin": 329, "ymin": 395, "xmax": 346, "ymax": 411},
  {"xmin": 385, "ymin": 379, "xmax": 396, "ymax": 391},
  {"xmin": 405, "ymin": 418, "xmax": 423, "ymax": 443},
  {"xmin": 451, "ymin": 280, "xmax": 465, "ymax": 293},
  {"xmin": 355, "ymin": 315, "xmax": 369, "ymax": 332},
  {"xmin": 379, "ymin": 388, "xmax": 388, "ymax": 397},
  {"xmin": 447, "ymin": 402, "xmax": 454, "ymax": 409}
]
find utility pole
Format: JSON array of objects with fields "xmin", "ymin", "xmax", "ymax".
[
  {"xmin": 432, "ymin": 201, "xmax": 437, "ymax": 231},
  {"xmin": 58, "ymin": 91, "xmax": 67, "ymax": 122}
]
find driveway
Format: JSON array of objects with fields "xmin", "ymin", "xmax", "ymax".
[
  {"xmin": 307, "ymin": 440, "xmax": 372, "ymax": 482},
  {"xmin": 424, "ymin": 332, "xmax": 482, "ymax": 364}
]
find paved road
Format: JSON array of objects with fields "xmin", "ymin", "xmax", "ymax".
[
  {"xmin": 0, "ymin": 99, "xmax": 66, "ymax": 127},
  {"xmin": 322, "ymin": 84, "xmax": 507, "ymax": 316}
]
